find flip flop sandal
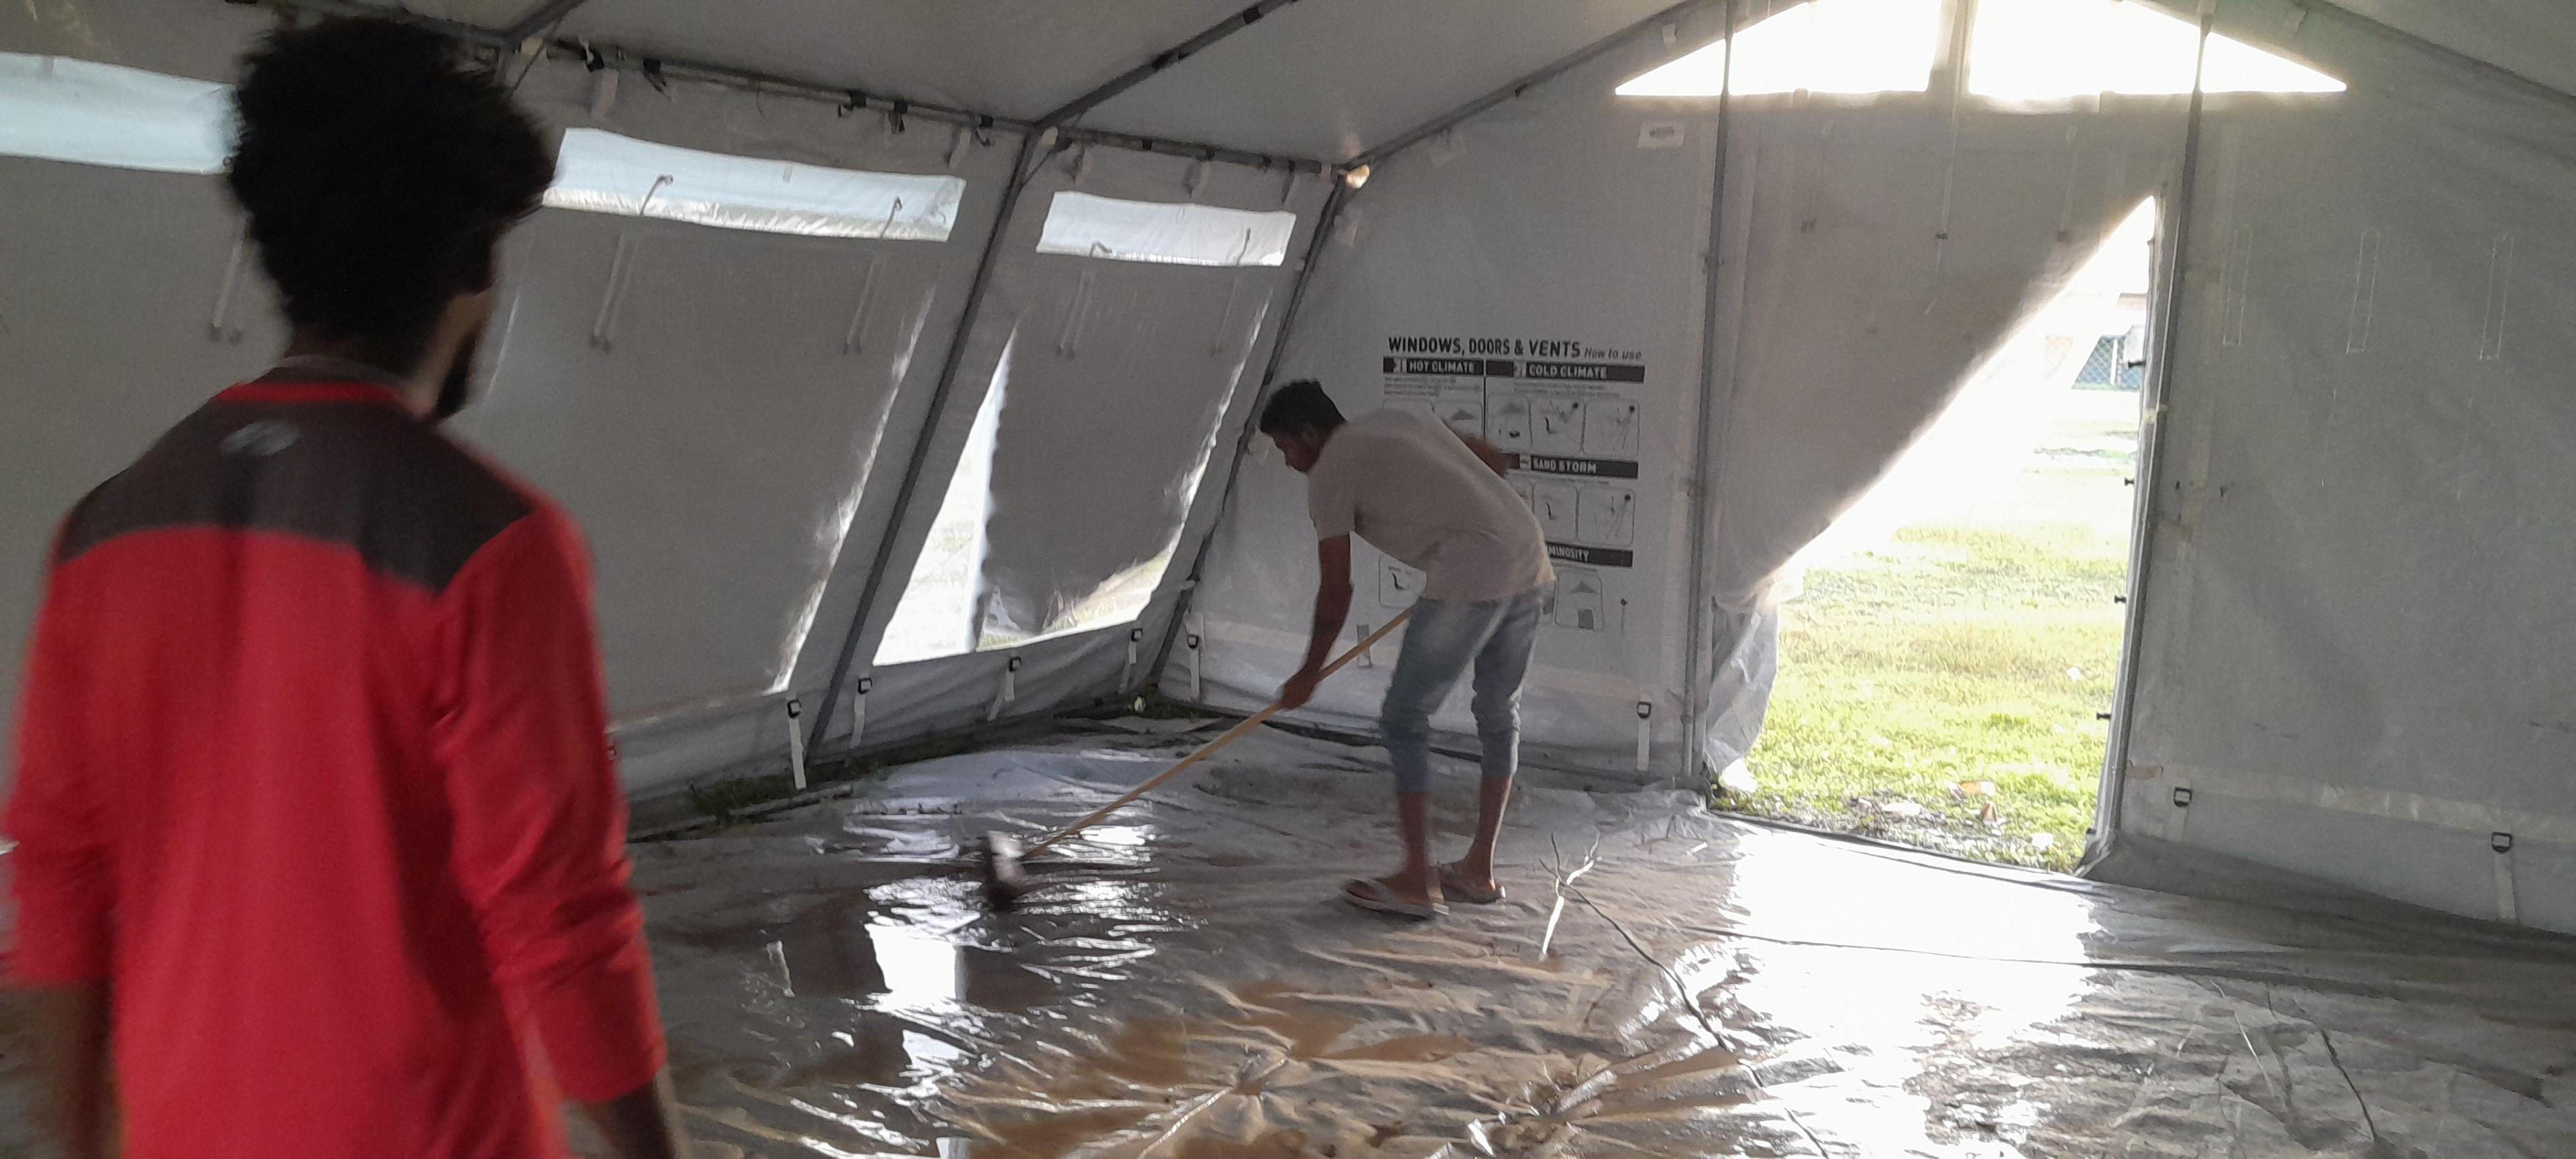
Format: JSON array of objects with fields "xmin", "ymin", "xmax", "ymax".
[
  {"xmin": 1439, "ymin": 863, "xmax": 1505, "ymax": 905},
  {"xmin": 1343, "ymin": 877, "xmax": 1446, "ymax": 920}
]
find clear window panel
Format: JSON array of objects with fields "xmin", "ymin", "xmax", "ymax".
[
  {"xmin": 1034, "ymin": 191, "xmax": 1295, "ymax": 267},
  {"xmin": 0, "ymin": 54, "xmax": 231, "ymax": 174},
  {"xmin": 545, "ymin": 127, "xmax": 966, "ymax": 241}
]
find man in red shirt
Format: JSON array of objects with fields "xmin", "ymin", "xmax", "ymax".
[{"xmin": 8, "ymin": 19, "xmax": 688, "ymax": 1159}]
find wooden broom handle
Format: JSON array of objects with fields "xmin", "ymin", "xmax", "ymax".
[{"xmin": 1024, "ymin": 608, "xmax": 1415, "ymax": 856}]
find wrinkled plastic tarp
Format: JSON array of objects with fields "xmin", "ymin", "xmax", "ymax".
[{"xmin": 472, "ymin": 725, "xmax": 2576, "ymax": 1158}]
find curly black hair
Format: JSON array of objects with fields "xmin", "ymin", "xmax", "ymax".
[
  {"xmin": 1258, "ymin": 380, "xmax": 1346, "ymax": 439},
  {"xmin": 226, "ymin": 17, "xmax": 553, "ymax": 369}
]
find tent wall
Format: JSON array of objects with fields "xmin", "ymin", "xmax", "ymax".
[
  {"xmin": 0, "ymin": 1, "xmax": 284, "ymax": 762},
  {"xmin": 1173, "ymin": 11, "xmax": 1733, "ymax": 781},
  {"xmin": 0, "ymin": 160, "xmax": 286, "ymax": 755},
  {"xmin": 1173, "ymin": 5, "xmax": 2170, "ymax": 787},
  {"xmin": 2100, "ymin": 0, "xmax": 2576, "ymax": 933},
  {"xmin": 13, "ymin": 0, "xmax": 2576, "ymax": 935},
  {"xmin": 0, "ymin": 1, "xmax": 1322, "ymax": 795},
  {"xmin": 788, "ymin": 147, "xmax": 1328, "ymax": 765},
  {"xmin": 456, "ymin": 64, "xmax": 1018, "ymax": 773}
]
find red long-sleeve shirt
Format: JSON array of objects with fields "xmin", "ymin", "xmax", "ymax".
[{"xmin": 7, "ymin": 376, "xmax": 664, "ymax": 1158}]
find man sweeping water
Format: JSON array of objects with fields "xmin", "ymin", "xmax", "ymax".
[{"xmin": 1263, "ymin": 381, "xmax": 1554, "ymax": 918}]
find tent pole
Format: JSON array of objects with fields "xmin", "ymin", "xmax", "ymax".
[
  {"xmin": 1143, "ymin": 180, "xmax": 1353, "ymax": 696},
  {"xmin": 1679, "ymin": 0, "xmax": 1737, "ymax": 787},
  {"xmin": 2094, "ymin": 6, "xmax": 2216, "ymax": 863},
  {"xmin": 266, "ymin": 0, "xmax": 1324, "ymax": 173},
  {"xmin": 1040, "ymin": 1, "xmax": 1309, "ymax": 129},
  {"xmin": 1350, "ymin": 0, "xmax": 1725, "ymax": 170},
  {"xmin": 804, "ymin": 133, "xmax": 1044, "ymax": 753}
]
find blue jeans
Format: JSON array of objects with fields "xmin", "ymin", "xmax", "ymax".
[{"xmin": 1381, "ymin": 589, "xmax": 1545, "ymax": 794}]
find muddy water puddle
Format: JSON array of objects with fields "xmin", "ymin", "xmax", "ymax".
[
  {"xmin": 967, "ymin": 978, "xmax": 1484, "ymax": 1156},
  {"xmin": 674, "ymin": 893, "xmax": 1059, "ymax": 1011}
]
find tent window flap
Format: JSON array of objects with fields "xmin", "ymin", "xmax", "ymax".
[{"xmin": 544, "ymin": 127, "xmax": 967, "ymax": 241}]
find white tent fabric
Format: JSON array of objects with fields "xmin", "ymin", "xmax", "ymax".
[
  {"xmin": 2097, "ymin": 0, "xmax": 2576, "ymax": 932},
  {"xmin": 7, "ymin": 0, "xmax": 2576, "ymax": 935},
  {"xmin": 1173, "ymin": 12, "xmax": 1724, "ymax": 777},
  {"xmin": 1081, "ymin": 0, "xmax": 1682, "ymax": 161},
  {"xmin": 2323, "ymin": 0, "xmax": 2576, "ymax": 99},
  {"xmin": 818, "ymin": 148, "xmax": 1324, "ymax": 694},
  {"xmin": 409, "ymin": 0, "xmax": 1262, "ymax": 121},
  {"xmin": 0, "ymin": 157, "xmax": 284, "ymax": 749}
]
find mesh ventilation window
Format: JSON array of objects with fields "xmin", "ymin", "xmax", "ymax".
[
  {"xmin": 545, "ymin": 128, "xmax": 966, "ymax": 241},
  {"xmin": 1034, "ymin": 192, "xmax": 1295, "ymax": 267},
  {"xmin": 0, "ymin": 54, "xmax": 231, "ymax": 174}
]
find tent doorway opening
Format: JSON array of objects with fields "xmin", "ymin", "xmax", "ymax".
[{"xmin": 1726, "ymin": 199, "xmax": 2159, "ymax": 872}]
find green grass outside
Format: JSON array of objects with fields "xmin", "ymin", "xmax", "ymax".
[{"xmin": 1729, "ymin": 396, "xmax": 2139, "ymax": 873}]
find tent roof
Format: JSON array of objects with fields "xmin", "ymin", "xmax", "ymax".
[
  {"xmin": 1078, "ymin": 0, "xmax": 1678, "ymax": 162},
  {"xmin": 2326, "ymin": 0, "xmax": 2576, "ymax": 98},
  {"xmin": 390, "ymin": 0, "xmax": 1695, "ymax": 162},
  {"xmin": 386, "ymin": 0, "xmax": 2573, "ymax": 166},
  {"xmin": 521, "ymin": 0, "xmax": 1254, "ymax": 123}
]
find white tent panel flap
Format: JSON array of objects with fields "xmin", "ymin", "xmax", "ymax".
[
  {"xmin": 2101, "ymin": 0, "xmax": 2576, "ymax": 933},
  {"xmin": 971, "ymin": 252, "xmax": 1277, "ymax": 649},
  {"xmin": 427, "ymin": 60, "xmax": 1018, "ymax": 788},
  {"xmin": 458, "ymin": 213, "xmax": 941, "ymax": 720},
  {"xmin": 800, "ymin": 146, "xmax": 1325, "ymax": 757}
]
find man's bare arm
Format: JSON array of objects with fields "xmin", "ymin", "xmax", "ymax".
[
  {"xmin": 1281, "ymin": 535, "xmax": 1354, "ymax": 709},
  {"xmin": 1456, "ymin": 431, "xmax": 1518, "ymax": 478},
  {"xmin": 26, "ymin": 983, "xmax": 112, "ymax": 1159}
]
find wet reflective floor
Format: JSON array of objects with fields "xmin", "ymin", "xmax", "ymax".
[
  {"xmin": 621, "ymin": 722, "xmax": 2576, "ymax": 1158},
  {"xmin": 7, "ymin": 720, "xmax": 2576, "ymax": 1156}
]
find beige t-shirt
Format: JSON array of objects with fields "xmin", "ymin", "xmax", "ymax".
[{"xmin": 1307, "ymin": 406, "xmax": 1555, "ymax": 602}]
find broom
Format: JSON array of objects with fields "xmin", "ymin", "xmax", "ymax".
[{"xmin": 981, "ymin": 610, "xmax": 1413, "ymax": 906}]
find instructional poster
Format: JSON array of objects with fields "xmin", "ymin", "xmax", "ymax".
[{"xmin": 1380, "ymin": 335, "xmax": 1649, "ymax": 635}]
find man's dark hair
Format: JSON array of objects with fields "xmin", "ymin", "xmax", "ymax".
[
  {"xmin": 227, "ymin": 17, "xmax": 554, "ymax": 370},
  {"xmin": 1258, "ymin": 380, "xmax": 1346, "ymax": 439}
]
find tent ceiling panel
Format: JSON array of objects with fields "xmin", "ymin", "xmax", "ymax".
[
  {"xmin": 396, "ymin": 0, "xmax": 525, "ymax": 26},
  {"xmin": 529, "ymin": 0, "xmax": 1262, "ymax": 121},
  {"xmin": 1, "ymin": 0, "xmax": 272, "ymax": 79},
  {"xmin": 1083, "ymin": 0, "xmax": 1686, "ymax": 162},
  {"xmin": 2319, "ymin": 0, "xmax": 2576, "ymax": 99}
]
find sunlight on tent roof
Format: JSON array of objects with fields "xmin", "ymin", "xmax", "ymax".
[
  {"xmin": 1970, "ymin": 0, "xmax": 2344, "ymax": 98},
  {"xmin": 1618, "ymin": 0, "xmax": 2341, "ymax": 100},
  {"xmin": 1614, "ymin": 0, "xmax": 1939, "ymax": 97}
]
